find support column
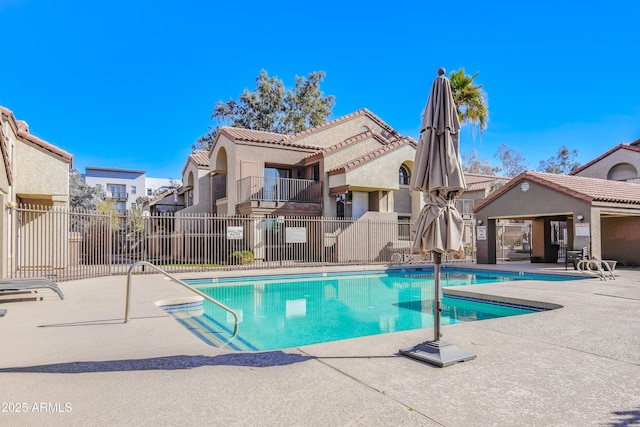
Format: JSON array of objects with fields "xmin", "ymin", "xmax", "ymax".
[{"xmin": 589, "ymin": 207, "xmax": 601, "ymax": 259}]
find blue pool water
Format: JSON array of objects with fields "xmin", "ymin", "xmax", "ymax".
[{"xmin": 165, "ymin": 268, "xmax": 580, "ymax": 351}]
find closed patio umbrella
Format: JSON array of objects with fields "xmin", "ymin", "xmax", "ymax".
[{"xmin": 399, "ymin": 68, "xmax": 476, "ymax": 367}]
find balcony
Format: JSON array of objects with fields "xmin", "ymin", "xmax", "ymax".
[
  {"xmin": 236, "ymin": 177, "xmax": 322, "ymax": 214},
  {"xmin": 106, "ymin": 191, "xmax": 129, "ymax": 201}
]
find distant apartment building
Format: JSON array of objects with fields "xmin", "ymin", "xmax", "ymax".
[
  {"xmin": 84, "ymin": 167, "xmax": 180, "ymax": 211},
  {"xmin": 145, "ymin": 177, "xmax": 180, "ymax": 197}
]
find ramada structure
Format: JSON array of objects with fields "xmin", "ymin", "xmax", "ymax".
[{"xmin": 474, "ymin": 139, "xmax": 640, "ymax": 266}]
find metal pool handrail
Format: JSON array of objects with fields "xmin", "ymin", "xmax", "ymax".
[{"xmin": 124, "ymin": 261, "xmax": 238, "ymax": 339}]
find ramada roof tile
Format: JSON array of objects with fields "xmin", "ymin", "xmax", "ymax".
[{"xmin": 473, "ymin": 171, "xmax": 640, "ymax": 212}]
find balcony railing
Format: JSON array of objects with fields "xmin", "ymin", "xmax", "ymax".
[
  {"xmin": 237, "ymin": 176, "xmax": 321, "ymax": 204},
  {"xmin": 106, "ymin": 191, "xmax": 128, "ymax": 201}
]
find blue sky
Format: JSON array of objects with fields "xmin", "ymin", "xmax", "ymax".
[{"xmin": 1, "ymin": 0, "xmax": 639, "ymax": 179}]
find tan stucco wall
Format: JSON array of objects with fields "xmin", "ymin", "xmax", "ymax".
[
  {"xmin": 293, "ymin": 114, "xmax": 394, "ymax": 148},
  {"xmin": 14, "ymin": 140, "xmax": 69, "ymax": 205},
  {"xmin": 474, "ymin": 178, "xmax": 592, "ymax": 263},
  {"xmin": 322, "ymin": 137, "xmax": 385, "ymax": 171},
  {"xmin": 210, "ymin": 136, "xmax": 236, "ymax": 215},
  {"xmin": 600, "ymin": 216, "xmax": 640, "ymax": 264},
  {"xmin": 211, "ymin": 135, "xmax": 317, "ymax": 215},
  {"xmin": 574, "ymin": 148, "xmax": 640, "ymax": 181},
  {"xmin": 182, "ymin": 162, "xmax": 210, "ymax": 211},
  {"xmin": 336, "ymin": 211, "xmax": 398, "ymax": 262},
  {"xmin": 474, "ymin": 179, "xmax": 591, "ymax": 219},
  {"xmin": 208, "ymin": 114, "xmax": 416, "ymax": 219},
  {"xmin": 343, "ymin": 145, "xmax": 416, "ymax": 190},
  {"xmin": 394, "ymin": 187, "xmax": 412, "ymax": 215}
]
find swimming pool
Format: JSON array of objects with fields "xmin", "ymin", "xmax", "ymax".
[{"xmin": 163, "ymin": 268, "xmax": 579, "ymax": 351}]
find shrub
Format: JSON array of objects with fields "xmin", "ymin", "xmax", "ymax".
[{"xmin": 230, "ymin": 250, "xmax": 254, "ymax": 265}]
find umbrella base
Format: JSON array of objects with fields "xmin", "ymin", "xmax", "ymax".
[{"xmin": 399, "ymin": 340, "xmax": 476, "ymax": 368}]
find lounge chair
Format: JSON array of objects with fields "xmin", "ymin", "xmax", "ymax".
[
  {"xmin": 565, "ymin": 249, "xmax": 584, "ymax": 270},
  {"xmin": 0, "ymin": 278, "xmax": 64, "ymax": 300},
  {"xmin": 574, "ymin": 248, "xmax": 616, "ymax": 281}
]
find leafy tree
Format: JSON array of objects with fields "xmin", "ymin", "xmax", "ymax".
[
  {"xmin": 494, "ymin": 144, "xmax": 528, "ymax": 177},
  {"xmin": 283, "ymin": 72, "xmax": 335, "ymax": 133},
  {"xmin": 194, "ymin": 70, "xmax": 335, "ymax": 150},
  {"xmin": 69, "ymin": 169, "xmax": 106, "ymax": 210},
  {"xmin": 193, "ymin": 133, "xmax": 215, "ymax": 151},
  {"xmin": 537, "ymin": 146, "xmax": 581, "ymax": 174},
  {"xmin": 462, "ymin": 149, "xmax": 499, "ymax": 175},
  {"xmin": 449, "ymin": 68, "xmax": 488, "ymax": 136}
]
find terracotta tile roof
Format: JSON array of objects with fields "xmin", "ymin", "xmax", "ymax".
[
  {"xmin": 288, "ymin": 108, "xmax": 402, "ymax": 143},
  {"xmin": 146, "ymin": 187, "xmax": 180, "ymax": 205},
  {"xmin": 464, "ymin": 172, "xmax": 509, "ymax": 183},
  {"xmin": 189, "ymin": 150, "xmax": 210, "ymax": 167},
  {"xmin": 216, "ymin": 126, "xmax": 322, "ymax": 151},
  {"xmin": 327, "ymin": 137, "xmax": 416, "ymax": 175},
  {"xmin": 218, "ymin": 127, "xmax": 288, "ymax": 144},
  {"xmin": 630, "ymin": 137, "xmax": 640, "ymax": 147},
  {"xmin": 0, "ymin": 105, "xmax": 73, "ymax": 166},
  {"xmin": 465, "ymin": 178, "xmax": 508, "ymax": 192},
  {"xmin": 181, "ymin": 150, "xmax": 210, "ymax": 176},
  {"xmin": 473, "ymin": 171, "xmax": 640, "ymax": 212},
  {"xmin": 210, "ymin": 109, "xmax": 401, "ymax": 154},
  {"xmin": 304, "ymin": 130, "xmax": 392, "ymax": 164},
  {"xmin": 570, "ymin": 143, "xmax": 640, "ymax": 175}
]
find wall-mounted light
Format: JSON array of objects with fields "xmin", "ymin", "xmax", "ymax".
[
  {"xmin": 577, "ymin": 214, "xmax": 584, "ymax": 221},
  {"xmin": 477, "ymin": 219, "xmax": 483, "ymax": 225},
  {"xmin": 6, "ymin": 201, "xmax": 17, "ymax": 209}
]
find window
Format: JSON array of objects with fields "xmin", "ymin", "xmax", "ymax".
[
  {"xmin": 399, "ymin": 165, "xmax": 411, "ymax": 185},
  {"xmin": 131, "ymin": 186, "xmax": 137, "ymax": 195},
  {"xmin": 147, "ymin": 188, "xmax": 152, "ymax": 196},
  {"xmin": 312, "ymin": 164, "xmax": 320, "ymax": 182},
  {"xmin": 107, "ymin": 184, "xmax": 127, "ymax": 200},
  {"xmin": 607, "ymin": 163, "xmax": 637, "ymax": 181},
  {"xmin": 264, "ymin": 167, "xmax": 292, "ymax": 201}
]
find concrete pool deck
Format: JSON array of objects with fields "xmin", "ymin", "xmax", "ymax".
[{"xmin": 1, "ymin": 262, "xmax": 639, "ymax": 426}]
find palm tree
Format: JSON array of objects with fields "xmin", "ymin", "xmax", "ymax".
[{"xmin": 449, "ymin": 68, "xmax": 488, "ymax": 137}]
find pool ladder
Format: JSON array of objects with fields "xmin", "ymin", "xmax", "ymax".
[{"xmin": 124, "ymin": 261, "xmax": 239, "ymax": 339}]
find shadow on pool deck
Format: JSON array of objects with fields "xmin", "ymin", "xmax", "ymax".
[{"xmin": 0, "ymin": 352, "xmax": 312, "ymax": 373}]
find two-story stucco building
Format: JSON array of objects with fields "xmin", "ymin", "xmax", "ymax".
[
  {"xmin": 1, "ymin": 106, "xmax": 73, "ymax": 278},
  {"xmin": 182, "ymin": 109, "xmax": 419, "ymax": 222}
]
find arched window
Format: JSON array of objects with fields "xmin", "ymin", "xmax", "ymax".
[
  {"xmin": 607, "ymin": 163, "xmax": 638, "ymax": 181},
  {"xmin": 399, "ymin": 165, "xmax": 411, "ymax": 185}
]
